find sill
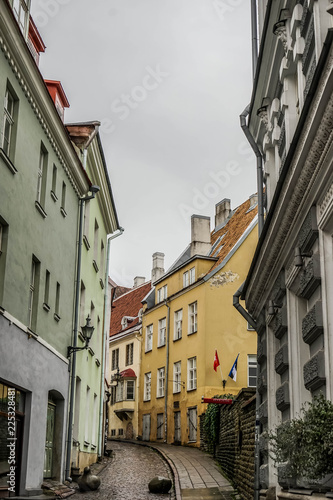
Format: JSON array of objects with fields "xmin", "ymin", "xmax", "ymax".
[
  {"xmin": 173, "ymin": 337, "xmax": 182, "ymax": 342},
  {"xmin": 50, "ymin": 190, "xmax": 58, "ymax": 202},
  {"xmin": 60, "ymin": 207, "xmax": 67, "ymax": 218},
  {"xmin": 88, "ymin": 346, "xmax": 94, "ymax": 356},
  {"xmin": 83, "ymin": 441, "xmax": 90, "ymax": 448},
  {"xmin": 35, "ymin": 201, "xmax": 47, "ymax": 218},
  {"xmin": 173, "ymin": 391, "xmax": 181, "ymax": 395},
  {"xmin": 0, "ymin": 148, "xmax": 17, "ymax": 174},
  {"xmin": 95, "ymin": 358, "xmax": 101, "ymax": 367},
  {"xmin": 145, "ymin": 348, "xmax": 152, "ymax": 353},
  {"xmin": 156, "ymin": 395, "xmax": 164, "ymax": 399},
  {"xmin": 188, "ymin": 440, "xmax": 197, "ymax": 444},
  {"xmin": 187, "ymin": 388, "xmax": 197, "ymax": 392},
  {"xmin": 92, "ymin": 260, "xmax": 99, "ymax": 273},
  {"xmin": 54, "ymin": 313, "xmax": 60, "ymax": 322},
  {"xmin": 78, "ymin": 332, "xmax": 85, "ymax": 342},
  {"xmin": 83, "ymin": 234, "xmax": 90, "ymax": 250},
  {"xmin": 43, "ymin": 302, "xmax": 50, "ymax": 312},
  {"xmin": 99, "ymin": 278, "xmax": 104, "ymax": 289},
  {"xmin": 157, "ymin": 343, "xmax": 166, "ymax": 349},
  {"xmin": 143, "ymin": 399, "xmax": 151, "ymax": 402},
  {"xmin": 90, "ymin": 444, "xmax": 97, "ymax": 450},
  {"xmin": 187, "ymin": 330, "xmax": 197, "ymax": 336}
]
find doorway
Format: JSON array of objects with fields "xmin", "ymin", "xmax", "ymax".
[
  {"xmin": 174, "ymin": 411, "xmax": 181, "ymax": 443},
  {"xmin": 188, "ymin": 407, "xmax": 197, "ymax": 442},
  {"xmin": 142, "ymin": 414, "xmax": 150, "ymax": 441},
  {"xmin": 44, "ymin": 401, "xmax": 55, "ymax": 479}
]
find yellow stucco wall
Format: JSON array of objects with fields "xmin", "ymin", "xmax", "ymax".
[{"xmin": 138, "ymin": 226, "xmax": 257, "ymax": 446}]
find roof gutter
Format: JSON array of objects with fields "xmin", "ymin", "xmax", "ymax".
[{"xmin": 233, "ymin": 283, "xmax": 257, "ymax": 330}]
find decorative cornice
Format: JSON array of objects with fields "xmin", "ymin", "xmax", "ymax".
[
  {"xmin": 246, "ymin": 52, "xmax": 333, "ymax": 316},
  {"xmin": 0, "ymin": 24, "xmax": 87, "ymax": 197}
]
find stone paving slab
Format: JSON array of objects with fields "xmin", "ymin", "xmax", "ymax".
[{"xmin": 182, "ymin": 487, "xmax": 223, "ymax": 498}]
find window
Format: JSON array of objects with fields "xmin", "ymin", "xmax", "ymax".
[
  {"xmin": 116, "ymin": 381, "xmax": 123, "ymax": 402},
  {"xmin": 146, "ymin": 324, "xmax": 153, "ymax": 352},
  {"xmin": 158, "ymin": 317, "xmax": 166, "ymax": 347},
  {"xmin": 126, "ymin": 343, "xmax": 134, "ymax": 366},
  {"xmin": 157, "ymin": 367, "xmax": 165, "ymax": 398},
  {"xmin": 173, "ymin": 361, "xmax": 181, "ymax": 393},
  {"xmin": 54, "ymin": 282, "xmax": 60, "ymax": 320},
  {"xmin": 84, "ymin": 386, "xmax": 90, "ymax": 443},
  {"xmin": 187, "ymin": 357, "xmax": 197, "ymax": 391},
  {"xmin": 157, "ymin": 413, "xmax": 164, "ymax": 440},
  {"xmin": 2, "ymin": 88, "xmax": 15, "ymax": 158},
  {"xmin": 79, "ymin": 280, "xmax": 86, "ymax": 326},
  {"xmin": 126, "ymin": 380, "xmax": 135, "ymax": 400},
  {"xmin": 110, "ymin": 429, "xmax": 116, "ymax": 437},
  {"xmin": 189, "ymin": 267, "xmax": 195, "ymax": 284},
  {"xmin": 60, "ymin": 182, "xmax": 67, "ymax": 216},
  {"xmin": 112, "ymin": 348, "xmax": 119, "ymax": 370},
  {"xmin": 83, "ymin": 200, "xmax": 90, "ymax": 244},
  {"xmin": 11, "ymin": 0, "xmax": 29, "ymax": 36},
  {"xmin": 44, "ymin": 270, "xmax": 50, "ymax": 308},
  {"xmin": 93, "ymin": 219, "xmax": 99, "ymax": 267},
  {"xmin": 144, "ymin": 372, "xmax": 151, "ymax": 401},
  {"xmin": 183, "ymin": 267, "xmax": 195, "ymax": 288},
  {"xmin": 188, "ymin": 301, "xmax": 197, "ymax": 334},
  {"xmin": 28, "ymin": 256, "xmax": 40, "ymax": 331},
  {"xmin": 51, "ymin": 165, "xmax": 57, "ymax": 200},
  {"xmin": 248, "ymin": 355, "xmax": 257, "ymax": 387},
  {"xmin": 110, "ymin": 386, "xmax": 116, "ymax": 405},
  {"xmin": 157, "ymin": 284, "xmax": 167, "ymax": 303},
  {"xmin": 91, "ymin": 394, "xmax": 97, "ymax": 446},
  {"xmin": 118, "ymin": 428, "xmax": 124, "ymax": 436},
  {"xmin": 36, "ymin": 145, "xmax": 48, "ymax": 213},
  {"xmin": 100, "ymin": 240, "xmax": 105, "ymax": 273},
  {"xmin": 174, "ymin": 309, "xmax": 182, "ymax": 340}
]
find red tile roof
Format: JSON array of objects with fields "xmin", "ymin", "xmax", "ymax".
[
  {"xmin": 209, "ymin": 198, "xmax": 258, "ymax": 273},
  {"xmin": 110, "ymin": 281, "xmax": 152, "ymax": 337}
]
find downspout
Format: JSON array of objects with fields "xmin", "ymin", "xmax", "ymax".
[
  {"xmin": 164, "ymin": 300, "xmax": 170, "ymax": 443},
  {"xmin": 251, "ymin": 0, "xmax": 259, "ymax": 81},
  {"xmin": 65, "ymin": 184, "xmax": 100, "ymax": 481},
  {"xmin": 233, "ymin": 283, "xmax": 256, "ymax": 330},
  {"xmin": 98, "ymin": 227, "xmax": 124, "ymax": 458}
]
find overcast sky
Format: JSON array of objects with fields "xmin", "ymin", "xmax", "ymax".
[{"xmin": 31, "ymin": 0, "xmax": 256, "ymax": 287}]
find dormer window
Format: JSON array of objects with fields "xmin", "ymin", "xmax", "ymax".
[
  {"xmin": 11, "ymin": 0, "xmax": 30, "ymax": 38},
  {"xmin": 157, "ymin": 285, "xmax": 167, "ymax": 303},
  {"xmin": 121, "ymin": 317, "xmax": 128, "ymax": 330}
]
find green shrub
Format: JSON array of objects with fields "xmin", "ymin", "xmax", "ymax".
[{"xmin": 268, "ymin": 395, "xmax": 333, "ymax": 482}]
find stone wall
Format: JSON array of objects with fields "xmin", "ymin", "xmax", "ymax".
[{"xmin": 200, "ymin": 388, "xmax": 256, "ymax": 500}]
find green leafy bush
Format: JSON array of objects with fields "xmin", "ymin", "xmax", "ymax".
[
  {"xmin": 268, "ymin": 395, "xmax": 333, "ymax": 482},
  {"xmin": 203, "ymin": 394, "xmax": 234, "ymax": 447}
]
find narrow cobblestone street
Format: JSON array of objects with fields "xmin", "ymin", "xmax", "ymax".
[{"xmin": 78, "ymin": 441, "xmax": 174, "ymax": 500}]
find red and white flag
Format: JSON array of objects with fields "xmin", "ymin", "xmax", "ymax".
[{"xmin": 213, "ymin": 350, "xmax": 220, "ymax": 372}]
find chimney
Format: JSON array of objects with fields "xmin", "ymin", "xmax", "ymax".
[
  {"xmin": 133, "ymin": 276, "xmax": 145, "ymax": 288},
  {"xmin": 151, "ymin": 252, "xmax": 165, "ymax": 283},
  {"xmin": 249, "ymin": 193, "xmax": 258, "ymax": 207},
  {"xmin": 190, "ymin": 215, "xmax": 211, "ymax": 257},
  {"xmin": 215, "ymin": 199, "xmax": 231, "ymax": 228}
]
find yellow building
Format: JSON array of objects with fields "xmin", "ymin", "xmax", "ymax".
[
  {"xmin": 108, "ymin": 279, "xmax": 152, "ymax": 440},
  {"xmin": 138, "ymin": 196, "xmax": 258, "ymax": 446}
]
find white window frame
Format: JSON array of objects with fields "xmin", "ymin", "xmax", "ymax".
[
  {"xmin": 126, "ymin": 342, "xmax": 134, "ymax": 365},
  {"xmin": 187, "ymin": 357, "xmax": 197, "ymax": 391},
  {"xmin": 189, "ymin": 267, "xmax": 195, "ymax": 284},
  {"xmin": 157, "ymin": 284, "xmax": 167, "ymax": 303},
  {"xmin": 188, "ymin": 301, "xmax": 197, "ymax": 334},
  {"xmin": 174, "ymin": 309, "xmax": 183, "ymax": 340},
  {"xmin": 173, "ymin": 361, "xmax": 181, "ymax": 394},
  {"xmin": 2, "ymin": 88, "xmax": 15, "ymax": 157},
  {"xmin": 146, "ymin": 324, "xmax": 153, "ymax": 352},
  {"xmin": 126, "ymin": 380, "xmax": 135, "ymax": 400},
  {"xmin": 183, "ymin": 271, "xmax": 189, "ymax": 288},
  {"xmin": 144, "ymin": 372, "xmax": 151, "ymax": 401},
  {"xmin": 112, "ymin": 348, "xmax": 119, "ymax": 370},
  {"xmin": 158, "ymin": 317, "xmax": 166, "ymax": 347},
  {"xmin": 157, "ymin": 367, "xmax": 165, "ymax": 398},
  {"xmin": 248, "ymin": 355, "xmax": 257, "ymax": 387}
]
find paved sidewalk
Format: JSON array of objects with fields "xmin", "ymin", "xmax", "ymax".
[{"xmin": 117, "ymin": 440, "xmax": 236, "ymax": 500}]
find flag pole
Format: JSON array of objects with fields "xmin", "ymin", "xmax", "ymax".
[{"xmin": 217, "ymin": 348, "xmax": 226, "ymax": 389}]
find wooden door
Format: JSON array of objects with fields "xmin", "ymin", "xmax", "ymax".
[
  {"xmin": 44, "ymin": 402, "xmax": 55, "ymax": 478},
  {"xmin": 142, "ymin": 414, "xmax": 150, "ymax": 441}
]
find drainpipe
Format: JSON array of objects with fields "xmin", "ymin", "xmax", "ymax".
[
  {"xmin": 233, "ymin": 283, "xmax": 256, "ymax": 330},
  {"xmin": 98, "ymin": 227, "xmax": 124, "ymax": 458},
  {"xmin": 240, "ymin": 105, "xmax": 264, "ymax": 237},
  {"xmin": 251, "ymin": 0, "xmax": 259, "ymax": 80},
  {"xmin": 65, "ymin": 184, "xmax": 100, "ymax": 482},
  {"xmin": 164, "ymin": 300, "xmax": 170, "ymax": 443}
]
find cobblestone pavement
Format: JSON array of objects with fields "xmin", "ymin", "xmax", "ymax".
[{"xmin": 75, "ymin": 441, "xmax": 174, "ymax": 500}]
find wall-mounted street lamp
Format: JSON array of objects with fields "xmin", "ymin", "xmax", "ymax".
[
  {"xmin": 105, "ymin": 368, "xmax": 122, "ymax": 402},
  {"xmin": 67, "ymin": 315, "xmax": 94, "ymax": 357}
]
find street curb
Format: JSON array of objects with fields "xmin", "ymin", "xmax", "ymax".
[{"xmin": 108, "ymin": 439, "xmax": 181, "ymax": 500}]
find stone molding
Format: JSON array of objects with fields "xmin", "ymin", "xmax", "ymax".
[
  {"xmin": 0, "ymin": 30, "xmax": 85, "ymax": 197},
  {"xmin": 275, "ymin": 344, "xmax": 289, "ymax": 375},
  {"xmin": 297, "ymin": 253, "xmax": 321, "ymax": 299},
  {"xmin": 272, "ymin": 306, "xmax": 288, "ymax": 340},
  {"xmin": 276, "ymin": 382, "xmax": 290, "ymax": 412},
  {"xmin": 302, "ymin": 300, "xmax": 323, "ymax": 345},
  {"xmin": 303, "ymin": 349, "xmax": 326, "ymax": 391},
  {"xmin": 246, "ymin": 54, "xmax": 333, "ymax": 316},
  {"xmin": 258, "ymin": 400, "xmax": 268, "ymax": 424}
]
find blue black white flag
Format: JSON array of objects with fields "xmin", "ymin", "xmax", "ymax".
[{"xmin": 228, "ymin": 353, "xmax": 240, "ymax": 382}]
